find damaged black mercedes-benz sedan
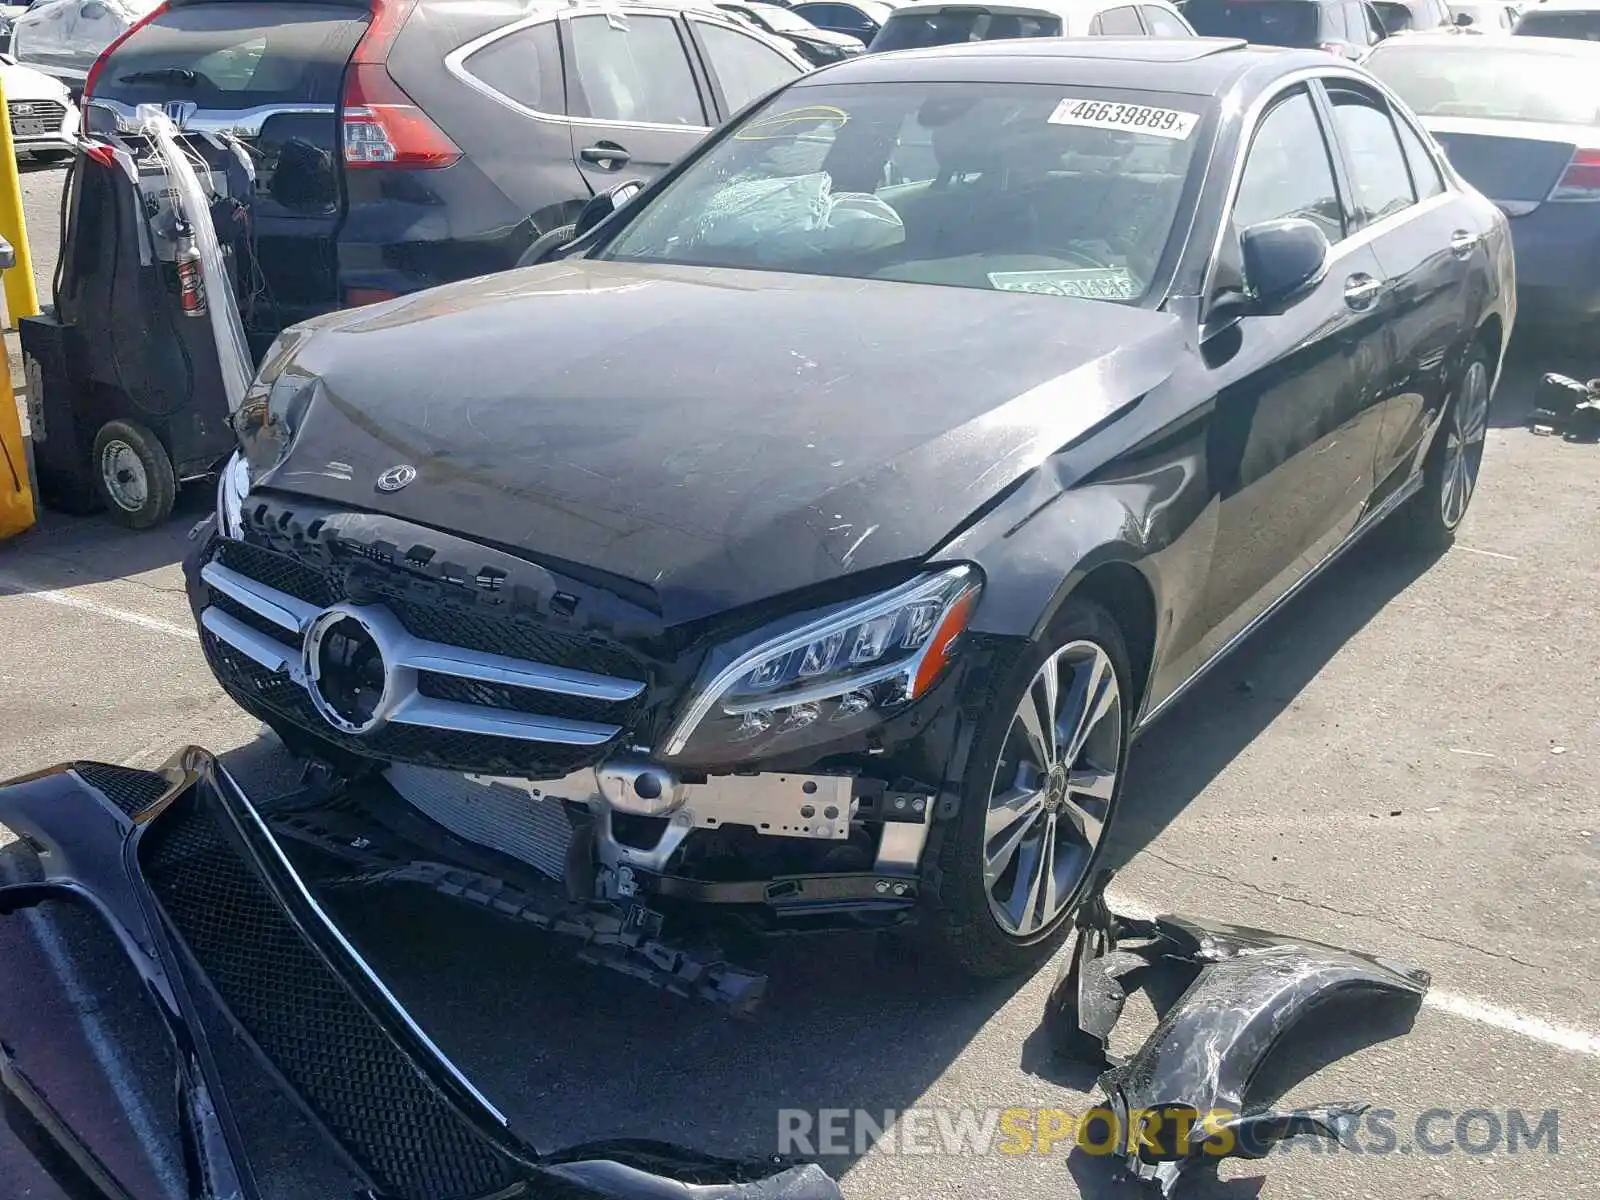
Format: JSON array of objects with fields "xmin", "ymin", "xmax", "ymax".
[{"xmin": 185, "ymin": 37, "xmax": 1512, "ymax": 979}]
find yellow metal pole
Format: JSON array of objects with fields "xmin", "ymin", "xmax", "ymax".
[
  {"xmin": 0, "ymin": 71, "xmax": 40, "ymax": 322},
  {"xmin": 0, "ymin": 68, "xmax": 39, "ymax": 537}
]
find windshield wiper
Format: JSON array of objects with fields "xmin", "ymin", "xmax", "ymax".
[{"xmin": 118, "ymin": 67, "xmax": 201, "ymax": 86}]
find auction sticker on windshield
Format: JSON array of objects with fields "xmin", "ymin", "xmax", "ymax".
[
  {"xmin": 1047, "ymin": 98, "xmax": 1199, "ymax": 140},
  {"xmin": 988, "ymin": 268, "xmax": 1138, "ymax": 301}
]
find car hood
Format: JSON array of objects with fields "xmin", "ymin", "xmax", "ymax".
[
  {"xmin": 251, "ymin": 259, "xmax": 1185, "ymax": 624},
  {"xmin": 0, "ymin": 59, "xmax": 71, "ymax": 101}
]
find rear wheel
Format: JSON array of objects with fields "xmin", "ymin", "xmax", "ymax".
[
  {"xmin": 1395, "ymin": 346, "xmax": 1491, "ymax": 552},
  {"xmin": 928, "ymin": 597, "xmax": 1130, "ymax": 978},
  {"xmin": 92, "ymin": 420, "xmax": 176, "ymax": 530}
]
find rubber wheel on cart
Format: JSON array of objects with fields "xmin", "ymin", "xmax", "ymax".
[
  {"xmin": 925, "ymin": 596, "xmax": 1132, "ymax": 978},
  {"xmin": 93, "ymin": 420, "xmax": 176, "ymax": 530}
]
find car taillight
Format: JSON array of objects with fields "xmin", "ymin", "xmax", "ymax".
[
  {"xmin": 1318, "ymin": 40, "xmax": 1343, "ymax": 52},
  {"xmin": 1549, "ymin": 148, "xmax": 1600, "ymax": 202},
  {"xmin": 343, "ymin": 286, "xmax": 400, "ymax": 306},
  {"xmin": 341, "ymin": 0, "xmax": 459, "ymax": 169},
  {"xmin": 83, "ymin": 1, "xmax": 169, "ymax": 100}
]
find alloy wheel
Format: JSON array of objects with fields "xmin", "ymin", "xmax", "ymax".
[
  {"xmin": 1441, "ymin": 359, "xmax": 1489, "ymax": 530},
  {"xmin": 982, "ymin": 640, "xmax": 1122, "ymax": 938},
  {"xmin": 100, "ymin": 439, "xmax": 149, "ymax": 513}
]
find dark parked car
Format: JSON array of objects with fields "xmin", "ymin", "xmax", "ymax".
[
  {"xmin": 1369, "ymin": 0, "xmax": 1455, "ymax": 30},
  {"xmin": 717, "ymin": 0, "xmax": 864, "ymax": 62},
  {"xmin": 868, "ymin": 0, "xmax": 1194, "ymax": 49},
  {"xmin": 192, "ymin": 38, "xmax": 1511, "ymax": 978},
  {"xmin": 1512, "ymin": 0, "xmax": 1600, "ymax": 36},
  {"xmin": 1183, "ymin": 0, "xmax": 1388, "ymax": 57},
  {"xmin": 791, "ymin": 0, "xmax": 896, "ymax": 40},
  {"xmin": 1363, "ymin": 31, "xmax": 1600, "ymax": 328},
  {"xmin": 81, "ymin": 0, "xmax": 808, "ymax": 337}
]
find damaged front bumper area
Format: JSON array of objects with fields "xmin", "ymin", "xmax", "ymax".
[
  {"xmin": 1044, "ymin": 874, "xmax": 1431, "ymax": 1196},
  {"xmin": 0, "ymin": 748, "xmax": 844, "ymax": 1200}
]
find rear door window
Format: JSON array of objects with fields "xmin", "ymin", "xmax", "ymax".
[
  {"xmin": 1327, "ymin": 88, "xmax": 1417, "ymax": 226},
  {"xmin": 1140, "ymin": 4, "xmax": 1195, "ymax": 33},
  {"xmin": 691, "ymin": 20, "xmax": 802, "ymax": 113},
  {"xmin": 1182, "ymin": 0, "xmax": 1323, "ymax": 44},
  {"xmin": 459, "ymin": 20, "xmax": 563, "ymax": 115},
  {"xmin": 566, "ymin": 13, "xmax": 706, "ymax": 126},
  {"xmin": 1092, "ymin": 5, "xmax": 1148, "ymax": 32}
]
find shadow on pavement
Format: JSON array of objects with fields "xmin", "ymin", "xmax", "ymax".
[
  {"xmin": 1103, "ymin": 532, "xmax": 1442, "ymax": 876},
  {"xmin": 0, "ymin": 491, "xmax": 211, "ymax": 594}
]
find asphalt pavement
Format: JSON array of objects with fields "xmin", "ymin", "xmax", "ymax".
[{"xmin": 1, "ymin": 164, "xmax": 1597, "ymax": 1200}]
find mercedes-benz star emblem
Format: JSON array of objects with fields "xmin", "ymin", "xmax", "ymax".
[
  {"xmin": 375, "ymin": 464, "xmax": 416, "ymax": 493},
  {"xmin": 302, "ymin": 608, "xmax": 391, "ymax": 735}
]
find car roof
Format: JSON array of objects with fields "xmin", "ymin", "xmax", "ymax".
[
  {"xmin": 808, "ymin": 35, "xmax": 1332, "ymax": 96},
  {"xmin": 885, "ymin": 0, "xmax": 1179, "ymax": 14},
  {"xmin": 1523, "ymin": 0, "xmax": 1600, "ymax": 10}
]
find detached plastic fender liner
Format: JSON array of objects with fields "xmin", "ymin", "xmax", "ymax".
[
  {"xmin": 0, "ymin": 751, "xmax": 846, "ymax": 1200},
  {"xmin": 1045, "ymin": 873, "xmax": 1430, "ymax": 1195}
]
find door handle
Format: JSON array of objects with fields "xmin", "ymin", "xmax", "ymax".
[
  {"xmin": 1449, "ymin": 229, "xmax": 1481, "ymax": 258},
  {"xmin": 580, "ymin": 142, "xmax": 631, "ymax": 169},
  {"xmin": 1343, "ymin": 273, "xmax": 1383, "ymax": 310}
]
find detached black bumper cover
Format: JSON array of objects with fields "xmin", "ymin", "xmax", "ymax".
[
  {"xmin": 0, "ymin": 748, "xmax": 843, "ymax": 1200},
  {"xmin": 1044, "ymin": 875, "xmax": 1430, "ymax": 1196}
]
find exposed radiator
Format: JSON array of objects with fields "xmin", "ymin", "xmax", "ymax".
[{"xmin": 384, "ymin": 764, "xmax": 581, "ymax": 882}]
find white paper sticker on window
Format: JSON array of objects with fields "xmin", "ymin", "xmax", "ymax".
[
  {"xmin": 988, "ymin": 268, "xmax": 1138, "ymax": 301},
  {"xmin": 1047, "ymin": 98, "xmax": 1199, "ymax": 140}
]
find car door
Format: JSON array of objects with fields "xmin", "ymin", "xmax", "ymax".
[
  {"xmin": 685, "ymin": 15, "xmax": 806, "ymax": 117},
  {"xmin": 1191, "ymin": 83, "xmax": 1391, "ymax": 660},
  {"xmin": 559, "ymin": 10, "xmax": 713, "ymax": 193},
  {"xmin": 1320, "ymin": 80, "xmax": 1481, "ymax": 506}
]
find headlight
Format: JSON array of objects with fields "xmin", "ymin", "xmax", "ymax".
[
  {"xmin": 216, "ymin": 450, "xmax": 250, "ymax": 538},
  {"xmin": 661, "ymin": 565, "xmax": 982, "ymax": 762}
]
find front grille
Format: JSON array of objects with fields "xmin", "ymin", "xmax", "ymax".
[
  {"xmin": 8, "ymin": 99, "xmax": 66, "ymax": 132},
  {"xmin": 140, "ymin": 797, "xmax": 522, "ymax": 1200},
  {"xmin": 197, "ymin": 536, "xmax": 651, "ymax": 778},
  {"xmin": 73, "ymin": 762, "xmax": 169, "ymax": 816}
]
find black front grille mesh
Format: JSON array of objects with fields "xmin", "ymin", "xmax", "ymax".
[
  {"xmin": 201, "ymin": 634, "xmax": 606, "ymax": 778},
  {"xmin": 140, "ymin": 799, "xmax": 521, "ymax": 1200},
  {"xmin": 215, "ymin": 539, "xmax": 337, "ymax": 608},
  {"xmin": 73, "ymin": 762, "xmax": 169, "ymax": 816}
]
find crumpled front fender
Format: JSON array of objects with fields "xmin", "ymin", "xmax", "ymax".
[
  {"xmin": 1044, "ymin": 876, "xmax": 1430, "ymax": 1195},
  {"xmin": 0, "ymin": 749, "xmax": 843, "ymax": 1200}
]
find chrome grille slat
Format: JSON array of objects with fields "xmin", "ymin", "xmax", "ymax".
[{"xmin": 199, "ymin": 545, "xmax": 644, "ymax": 751}]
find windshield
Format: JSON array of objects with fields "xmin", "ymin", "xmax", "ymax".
[
  {"xmin": 1182, "ymin": 0, "xmax": 1322, "ymax": 43},
  {"xmin": 601, "ymin": 80, "xmax": 1206, "ymax": 304},
  {"xmin": 1365, "ymin": 43, "xmax": 1600, "ymax": 121},
  {"xmin": 870, "ymin": 7, "xmax": 1063, "ymax": 50}
]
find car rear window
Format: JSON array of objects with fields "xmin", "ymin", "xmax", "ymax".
[
  {"xmin": 95, "ymin": 1, "xmax": 367, "ymax": 108},
  {"xmin": 1182, "ymin": 0, "xmax": 1323, "ymax": 44},
  {"xmin": 1514, "ymin": 8, "xmax": 1600, "ymax": 38},
  {"xmin": 870, "ymin": 7, "xmax": 1064, "ymax": 50},
  {"xmin": 602, "ymin": 80, "xmax": 1208, "ymax": 304},
  {"xmin": 1364, "ymin": 43, "xmax": 1600, "ymax": 123}
]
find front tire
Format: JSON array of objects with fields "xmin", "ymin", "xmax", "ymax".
[
  {"xmin": 927, "ymin": 597, "xmax": 1132, "ymax": 978},
  {"xmin": 1394, "ymin": 346, "xmax": 1491, "ymax": 552}
]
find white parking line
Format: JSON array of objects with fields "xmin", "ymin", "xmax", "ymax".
[
  {"xmin": 1111, "ymin": 893, "xmax": 1600, "ymax": 1060},
  {"xmin": 3, "ymin": 573, "xmax": 1596, "ymax": 1063},
  {"xmin": 0, "ymin": 572, "xmax": 198, "ymax": 641}
]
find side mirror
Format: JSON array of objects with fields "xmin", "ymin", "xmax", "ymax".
[
  {"xmin": 79, "ymin": 1, "xmax": 107, "ymax": 17},
  {"xmin": 1454, "ymin": 9, "xmax": 1474, "ymax": 22},
  {"xmin": 1239, "ymin": 217, "xmax": 1330, "ymax": 313},
  {"xmin": 573, "ymin": 178, "xmax": 645, "ymax": 239}
]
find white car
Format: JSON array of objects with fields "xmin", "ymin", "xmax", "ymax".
[
  {"xmin": 1, "ymin": 51, "xmax": 77, "ymax": 159},
  {"xmin": 11, "ymin": 0, "xmax": 161, "ymax": 90}
]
